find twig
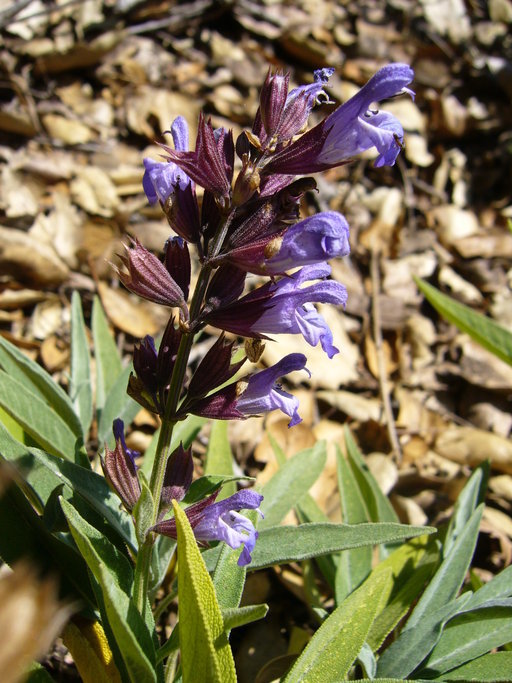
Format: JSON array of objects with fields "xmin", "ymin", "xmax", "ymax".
[{"xmin": 370, "ymin": 249, "xmax": 402, "ymax": 465}]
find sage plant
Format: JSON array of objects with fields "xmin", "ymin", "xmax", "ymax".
[{"xmin": 108, "ymin": 63, "xmax": 414, "ymax": 614}]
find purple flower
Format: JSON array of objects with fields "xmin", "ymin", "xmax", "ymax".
[
  {"xmin": 204, "ymin": 264, "xmax": 347, "ymax": 358},
  {"xmin": 114, "ymin": 238, "xmax": 188, "ymax": 314},
  {"xmin": 160, "ymin": 113, "xmax": 233, "ymax": 202},
  {"xmin": 101, "ymin": 419, "xmax": 141, "ymax": 511},
  {"xmin": 221, "ymin": 210, "xmax": 349, "ymax": 276},
  {"xmin": 255, "ymin": 68, "xmax": 334, "ymax": 146},
  {"xmin": 237, "ymin": 353, "xmax": 309, "ymax": 427},
  {"xmin": 318, "ymin": 64, "xmax": 414, "ymax": 167},
  {"xmin": 143, "ymin": 116, "xmax": 190, "ymax": 204},
  {"xmin": 184, "ymin": 353, "xmax": 309, "ymax": 428},
  {"xmin": 152, "ymin": 490, "xmax": 264, "ymax": 566},
  {"xmin": 264, "ymin": 212, "xmax": 350, "ymax": 274},
  {"xmin": 264, "ymin": 63, "xmax": 414, "ymax": 175}
]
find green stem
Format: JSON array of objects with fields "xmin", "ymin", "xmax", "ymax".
[{"xmin": 133, "ymin": 207, "xmax": 236, "ymax": 616}]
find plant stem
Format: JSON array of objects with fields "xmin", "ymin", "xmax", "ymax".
[{"xmin": 133, "ymin": 207, "xmax": 236, "ymax": 615}]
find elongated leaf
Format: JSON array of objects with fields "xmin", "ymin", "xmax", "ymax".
[
  {"xmin": 173, "ymin": 501, "xmax": 236, "ymax": 683},
  {"xmin": 367, "ymin": 538, "xmax": 438, "ymax": 651},
  {"xmin": 92, "ymin": 296, "xmax": 123, "ymax": 414},
  {"xmin": 344, "ymin": 427, "xmax": 398, "ymax": 524},
  {"xmin": 438, "ymin": 652, "xmax": 512, "ymax": 681},
  {"xmin": 222, "ymin": 604, "xmax": 268, "ymax": 631},
  {"xmin": 417, "ymin": 606, "xmax": 512, "ymax": 677},
  {"xmin": 62, "ymin": 619, "xmax": 122, "ymax": 683},
  {"xmin": 0, "ymin": 481, "xmax": 94, "ymax": 605},
  {"xmin": 296, "ymin": 494, "xmax": 338, "ymax": 589},
  {"xmin": 61, "ymin": 499, "xmax": 157, "ymax": 683},
  {"xmin": 464, "ymin": 564, "xmax": 512, "ymax": 610},
  {"xmin": 236, "ymin": 522, "xmax": 435, "ymax": 571},
  {"xmin": 0, "ymin": 335, "xmax": 83, "ymax": 439},
  {"xmin": 36, "ymin": 448, "xmax": 137, "ymax": 550},
  {"xmin": 213, "ymin": 541, "xmax": 247, "ymax": 610},
  {"xmin": 444, "ymin": 462, "xmax": 488, "ymax": 556},
  {"xmin": 259, "ymin": 443, "xmax": 326, "ymax": 530},
  {"xmin": 0, "ymin": 370, "xmax": 81, "ymax": 461},
  {"xmin": 150, "ymin": 535, "xmax": 176, "ymax": 594},
  {"xmin": 98, "ymin": 365, "xmax": 139, "ymax": 446},
  {"xmin": 70, "ymin": 292, "xmax": 93, "ymax": 437},
  {"xmin": 404, "ymin": 505, "xmax": 483, "ymax": 631},
  {"xmin": 204, "ymin": 420, "xmax": 235, "ymax": 500},
  {"xmin": 0, "ymin": 421, "xmax": 56, "ymax": 507},
  {"xmin": 283, "ymin": 569, "xmax": 392, "ymax": 682},
  {"xmin": 185, "ymin": 474, "xmax": 253, "ymax": 504},
  {"xmin": 335, "ymin": 445, "xmax": 372, "ymax": 602},
  {"xmin": 415, "ymin": 277, "xmax": 512, "ymax": 366},
  {"xmin": 376, "ymin": 595, "xmax": 471, "ymax": 678}
]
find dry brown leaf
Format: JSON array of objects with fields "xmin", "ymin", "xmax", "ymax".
[
  {"xmin": 125, "ymin": 87, "xmax": 201, "ymax": 140},
  {"xmin": 42, "ymin": 114, "xmax": 96, "ymax": 145},
  {"xmin": 30, "ymin": 191, "xmax": 83, "ymax": 268},
  {"xmin": 317, "ymin": 389, "xmax": 382, "ymax": 422},
  {"xmin": 71, "ymin": 167, "xmax": 119, "ymax": 217},
  {"xmin": 97, "ymin": 282, "xmax": 167, "ymax": 337},
  {"xmin": 29, "ymin": 300, "xmax": 64, "ymax": 341},
  {"xmin": 457, "ymin": 335, "xmax": 512, "ymax": 390},
  {"xmin": 0, "ymin": 562, "xmax": 71, "ymax": 683},
  {"xmin": 40, "ymin": 335, "xmax": 69, "ymax": 372},
  {"xmin": 0, "ymin": 167, "xmax": 44, "ymax": 218},
  {"xmin": 435, "ymin": 426, "xmax": 512, "ymax": 474},
  {"xmin": 367, "ymin": 453, "xmax": 398, "ymax": 495},
  {"xmin": 392, "ymin": 493, "xmax": 428, "ymax": 526},
  {"xmin": 0, "ymin": 225, "xmax": 69, "ymax": 286}
]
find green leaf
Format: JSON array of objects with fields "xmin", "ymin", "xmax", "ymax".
[
  {"xmin": 296, "ymin": 494, "xmax": 338, "ymax": 589},
  {"xmin": 61, "ymin": 498, "xmax": 157, "ymax": 682},
  {"xmin": 259, "ymin": 442, "xmax": 327, "ymax": 530},
  {"xmin": 229, "ymin": 522, "xmax": 436, "ymax": 571},
  {"xmin": 0, "ymin": 481, "xmax": 95, "ymax": 605},
  {"xmin": 417, "ymin": 606, "xmax": 512, "ymax": 677},
  {"xmin": 267, "ymin": 430, "xmax": 287, "ymax": 466},
  {"xmin": 0, "ymin": 370, "xmax": 82, "ymax": 462},
  {"xmin": 438, "ymin": 652, "xmax": 512, "ymax": 681},
  {"xmin": 405, "ymin": 505, "xmax": 483, "ymax": 631},
  {"xmin": 97, "ymin": 365, "xmax": 140, "ymax": 446},
  {"xmin": 25, "ymin": 662, "xmax": 57, "ymax": 682},
  {"xmin": 344, "ymin": 427, "xmax": 398, "ymax": 525},
  {"xmin": 0, "ymin": 335, "xmax": 83, "ymax": 439},
  {"xmin": 70, "ymin": 292, "xmax": 93, "ymax": 437},
  {"xmin": 444, "ymin": 462, "xmax": 488, "ymax": 556},
  {"xmin": 133, "ymin": 479, "xmax": 154, "ymax": 545},
  {"xmin": 204, "ymin": 420, "xmax": 235, "ymax": 500},
  {"xmin": 184, "ymin": 473, "xmax": 253, "ymax": 504},
  {"xmin": 283, "ymin": 568, "xmax": 392, "ymax": 682},
  {"xmin": 222, "ymin": 604, "xmax": 268, "ymax": 631},
  {"xmin": 415, "ymin": 277, "xmax": 512, "ymax": 366},
  {"xmin": 213, "ymin": 541, "xmax": 247, "ymax": 610},
  {"xmin": 376, "ymin": 595, "xmax": 471, "ymax": 678},
  {"xmin": 464, "ymin": 564, "xmax": 512, "ymax": 610},
  {"xmin": 17, "ymin": 443, "xmax": 137, "ymax": 551},
  {"xmin": 335, "ymin": 445, "xmax": 372, "ymax": 602},
  {"xmin": 173, "ymin": 501, "xmax": 237, "ymax": 683},
  {"xmin": 92, "ymin": 295, "xmax": 123, "ymax": 414},
  {"xmin": 367, "ymin": 537, "xmax": 439, "ymax": 651}
]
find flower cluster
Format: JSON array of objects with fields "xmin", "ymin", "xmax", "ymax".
[{"xmin": 108, "ymin": 63, "xmax": 414, "ymax": 565}]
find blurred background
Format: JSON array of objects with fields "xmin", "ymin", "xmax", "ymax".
[{"xmin": 0, "ymin": 0, "xmax": 512, "ymax": 677}]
